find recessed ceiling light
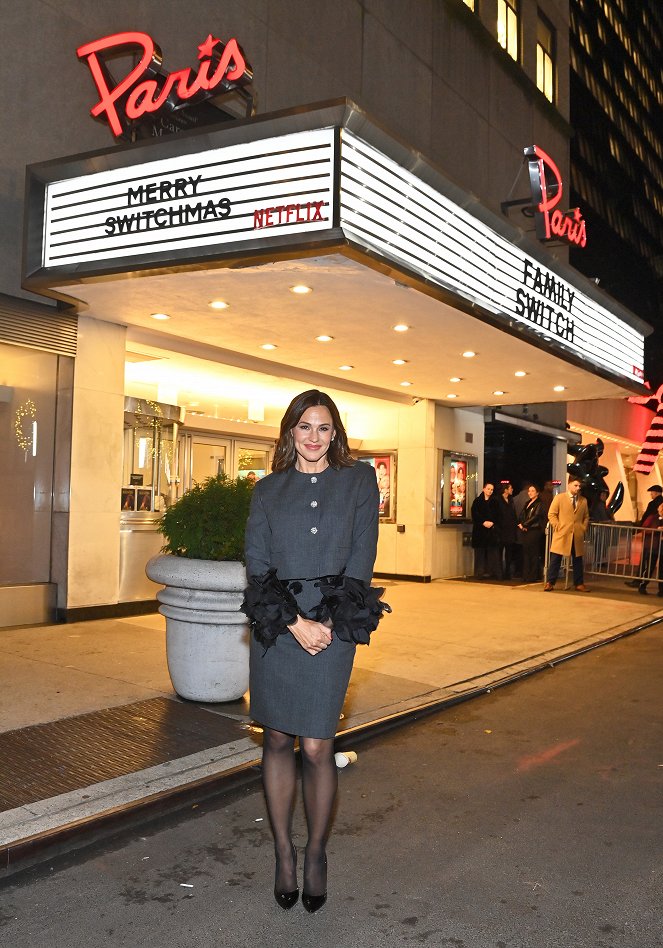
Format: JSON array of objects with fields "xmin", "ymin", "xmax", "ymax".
[
  {"xmin": 446, "ymin": 393, "xmax": 458, "ymax": 399},
  {"xmin": 392, "ymin": 359, "xmax": 408, "ymax": 365},
  {"xmin": 400, "ymin": 381, "xmax": 413, "ymax": 387},
  {"xmin": 553, "ymin": 385, "xmax": 566, "ymax": 392},
  {"xmin": 514, "ymin": 370, "xmax": 527, "ymax": 377},
  {"xmin": 261, "ymin": 343, "xmax": 278, "ymax": 350},
  {"xmin": 316, "ymin": 335, "xmax": 334, "ymax": 342},
  {"xmin": 208, "ymin": 300, "xmax": 229, "ymax": 310},
  {"xmin": 462, "ymin": 350, "xmax": 476, "ymax": 358},
  {"xmin": 393, "ymin": 324, "xmax": 410, "ymax": 332},
  {"xmin": 493, "ymin": 390, "xmax": 505, "ymax": 396},
  {"xmin": 150, "ymin": 312, "xmax": 170, "ymax": 320},
  {"xmin": 339, "ymin": 364, "xmax": 353, "ymax": 371},
  {"xmin": 449, "ymin": 377, "xmax": 462, "ymax": 383},
  {"xmin": 290, "ymin": 284, "xmax": 312, "ymax": 295}
]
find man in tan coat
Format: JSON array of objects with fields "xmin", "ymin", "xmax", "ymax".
[{"xmin": 544, "ymin": 477, "xmax": 591, "ymax": 591}]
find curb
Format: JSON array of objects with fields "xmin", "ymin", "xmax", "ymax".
[{"xmin": 2, "ymin": 614, "xmax": 661, "ymax": 882}]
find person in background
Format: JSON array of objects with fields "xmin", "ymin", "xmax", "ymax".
[
  {"xmin": 518, "ymin": 484, "xmax": 546, "ymax": 583},
  {"xmin": 626, "ymin": 484, "xmax": 663, "ymax": 596},
  {"xmin": 590, "ymin": 489, "xmax": 612, "ymax": 522},
  {"xmin": 496, "ymin": 482, "xmax": 518, "ymax": 579},
  {"xmin": 512, "ymin": 482, "xmax": 532, "ymax": 521},
  {"xmin": 471, "ymin": 482, "xmax": 501, "ymax": 579},
  {"xmin": 544, "ymin": 477, "xmax": 590, "ymax": 592},
  {"xmin": 539, "ymin": 480, "xmax": 554, "ymax": 516}
]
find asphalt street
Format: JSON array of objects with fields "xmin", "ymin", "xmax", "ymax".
[{"xmin": 2, "ymin": 625, "xmax": 662, "ymax": 948}]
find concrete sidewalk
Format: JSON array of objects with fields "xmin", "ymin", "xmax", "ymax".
[{"xmin": 1, "ymin": 578, "xmax": 661, "ymax": 878}]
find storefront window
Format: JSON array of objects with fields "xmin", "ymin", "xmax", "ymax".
[
  {"xmin": 497, "ymin": 0, "xmax": 519, "ymax": 61},
  {"xmin": 439, "ymin": 450, "xmax": 478, "ymax": 522},
  {"xmin": 0, "ymin": 343, "xmax": 58, "ymax": 583}
]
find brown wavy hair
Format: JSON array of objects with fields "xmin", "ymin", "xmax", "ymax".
[{"xmin": 272, "ymin": 390, "xmax": 355, "ymax": 472}]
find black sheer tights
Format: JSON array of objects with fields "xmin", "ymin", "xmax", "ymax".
[{"xmin": 261, "ymin": 728, "xmax": 336, "ymax": 896}]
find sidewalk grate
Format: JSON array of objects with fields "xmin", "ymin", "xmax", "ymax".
[{"xmin": 0, "ymin": 697, "xmax": 244, "ymax": 812}]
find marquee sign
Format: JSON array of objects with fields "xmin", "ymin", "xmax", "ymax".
[
  {"xmin": 77, "ymin": 31, "xmax": 253, "ymax": 140},
  {"xmin": 41, "ymin": 128, "xmax": 336, "ymax": 266},
  {"xmin": 25, "ymin": 106, "xmax": 645, "ymax": 390},
  {"xmin": 524, "ymin": 145, "xmax": 587, "ymax": 248},
  {"xmin": 340, "ymin": 132, "xmax": 641, "ymax": 384}
]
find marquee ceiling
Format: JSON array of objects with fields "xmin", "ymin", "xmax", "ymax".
[{"xmin": 58, "ymin": 253, "xmax": 638, "ymax": 425}]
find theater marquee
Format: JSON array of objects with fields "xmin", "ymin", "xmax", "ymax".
[
  {"xmin": 41, "ymin": 128, "xmax": 336, "ymax": 267},
  {"xmin": 24, "ymin": 102, "xmax": 646, "ymax": 391}
]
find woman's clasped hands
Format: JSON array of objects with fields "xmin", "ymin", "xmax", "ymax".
[{"xmin": 287, "ymin": 616, "xmax": 333, "ymax": 655}]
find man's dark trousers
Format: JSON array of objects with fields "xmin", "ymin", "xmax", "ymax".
[{"xmin": 547, "ymin": 540, "xmax": 584, "ymax": 586}]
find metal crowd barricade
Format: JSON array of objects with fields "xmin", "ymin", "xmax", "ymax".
[{"xmin": 543, "ymin": 521, "xmax": 663, "ymax": 589}]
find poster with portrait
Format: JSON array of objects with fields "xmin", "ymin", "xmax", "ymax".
[
  {"xmin": 449, "ymin": 458, "xmax": 467, "ymax": 518},
  {"xmin": 440, "ymin": 450, "xmax": 477, "ymax": 522},
  {"xmin": 358, "ymin": 453, "xmax": 397, "ymax": 522}
]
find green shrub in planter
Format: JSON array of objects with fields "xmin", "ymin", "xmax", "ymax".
[{"xmin": 158, "ymin": 474, "xmax": 253, "ymax": 562}]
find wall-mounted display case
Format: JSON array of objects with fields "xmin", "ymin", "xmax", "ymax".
[{"xmin": 439, "ymin": 450, "xmax": 478, "ymax": 523}]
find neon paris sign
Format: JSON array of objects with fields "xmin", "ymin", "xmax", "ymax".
[
  {"xmin": 525, "ymin": 144, "xmax": 587, "ymax": 248},
  {"xmin": 77, "ymin": 31, "xmax": 252, "ymax": 140}
]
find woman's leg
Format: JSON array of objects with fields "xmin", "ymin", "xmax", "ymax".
[
  {"xmin": 261, "ymin": 727, "xmax": 297, "ymax": 892},
  {"xmin": 300, "ymin": 736, "xmax": 337, "ymax": 896},
  {"xmin": 523, "ymin": 535, "xmax": 535, "ymax": 582}
]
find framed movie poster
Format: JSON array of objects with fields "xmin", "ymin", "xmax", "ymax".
[
  {"xmin": 121, "ymin": 487, "xmax": 136, "ymax": 511},
  {"xmin": 439, "ymin": 450, "xmax": 478, "ymax": 522},
  {"xmin": 136, "ymin": 487, "xmax": 153, "ymax": 512},
  {"xmin": 358, "ymin": 453, "xmax": 397, "ymax": 523}
]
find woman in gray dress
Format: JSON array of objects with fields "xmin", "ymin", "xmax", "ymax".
[{"xmin": 242, "ymin": 389, "xmax": 389, "ymax": 913}]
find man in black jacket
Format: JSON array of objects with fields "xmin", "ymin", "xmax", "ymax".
[{"xmin": 625, "ymin": 485, "xmax": 663, "ymax": 589}]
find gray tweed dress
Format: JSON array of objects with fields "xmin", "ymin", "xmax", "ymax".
[{"xmin": 244, "ymin": 461, "xmax": 379, "ymax": 739}]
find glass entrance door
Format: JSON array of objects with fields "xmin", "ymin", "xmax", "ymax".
[
  {"xmin": 177, "ymin": 433, "xmax": 273, "ymax": 497},
  {"xmin": 180, "ymin": 435, "xmax": 232, "ymax": 493}
]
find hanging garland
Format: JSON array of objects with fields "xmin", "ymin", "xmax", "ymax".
[{"xmin": 14, "ymin": 399, "xmax": 37, "ymax": 454}]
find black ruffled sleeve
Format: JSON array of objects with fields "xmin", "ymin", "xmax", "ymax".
[
  {"xmin": 311, "ymin": 574, "xmax": 391, "ymax": 645},
  {"xmin": 241, "ymin": 569, "xmax": 302, "ymax": 649}
]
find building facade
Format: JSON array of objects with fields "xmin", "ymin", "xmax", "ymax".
[
  {"xmin": 569, "ymin": 0, "xmax": 663, "ymax": 383},
  {"xmin": 0, "ymin": 0, "xmax": 655, "ymax": 627}
]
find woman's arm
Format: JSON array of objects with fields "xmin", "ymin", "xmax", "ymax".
[
  {"xmin": 244, "ymin": 485, "xmax": 271, "ymax": 577},
  {"xmin": 343, "ymin": 465, "xmax": 380, "ymax": 581}
]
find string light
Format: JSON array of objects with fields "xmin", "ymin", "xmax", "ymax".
[{"xmin": 14, "ymin": 400, "xmax": 37, "ymax": 455}]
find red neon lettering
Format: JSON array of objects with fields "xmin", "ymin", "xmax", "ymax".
[
  {"xmin": 77, "ymin": 32, "xmax": 248, "ymax": 137},
  {"xmin": 531, "ymin": 145, "xmax": 587, "ymax": 248},
  {"xmin": 77, "ymin": 32, "xmax": 157, "ymax": 137},
  {"xmin": 532, "ymin": 145, "xmax": 563, "ymax": 239},
  {"xmin": 549, "ymin": 206, "xmax": 587, "ymax": 248}
]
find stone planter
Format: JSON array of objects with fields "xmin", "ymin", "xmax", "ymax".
[{"xmin": 146, "ymin": 554, "xmax": 248, "ymax": 702}]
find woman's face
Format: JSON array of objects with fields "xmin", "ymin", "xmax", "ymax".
[
  {"xmin": 483, "ymin": 484, "xmax": 494, "ymax": 498},
  {"xmin": 292, "ymin": 406, "xmax": 335, "ymax": 465},
  {"xmin": 528, "ymin": 485, "xmax": 539, "ymax": 500}
]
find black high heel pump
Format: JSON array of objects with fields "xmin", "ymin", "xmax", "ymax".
[
  {"xmin": 274, "ymin": 844, "xmax": 299, "ymax": 910},
  {"xmin": 302, "ymin": 854, "xmax": 327, "ymax": 913}
]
